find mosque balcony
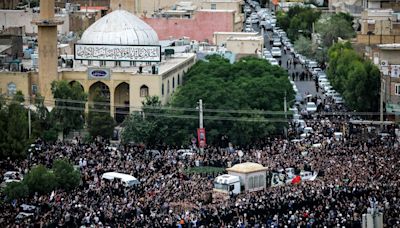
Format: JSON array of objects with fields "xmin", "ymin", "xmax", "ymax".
[{"xmin": 31, "ymin": 18, "xmax": 64, "ymax": 26}]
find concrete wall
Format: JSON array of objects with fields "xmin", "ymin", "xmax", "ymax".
[
  {"xmin": 225, "ymin": 38, "xmax": 264, "ymax": 55},
  {"xmin": 213, "ymin": 32, "xmax": 259, "ymax": 46},
  {"xmin": 143, "ymin": 10, "xmax": 234, "ymax": 43},
  {"xmin": 0, "ymin": 71, "xmax": 30, "ymax": 96},
  {"xmin": 357, "ymin": 34, "xmax": 400, "ymax": 45}
]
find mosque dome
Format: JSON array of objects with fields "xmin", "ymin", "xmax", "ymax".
[{"xmin": 79, "ymin": 10, "xmax": 159, "ymax": 45}]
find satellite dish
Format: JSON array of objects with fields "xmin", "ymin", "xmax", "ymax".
[{"xmin": 237, "ymin": 150, "xmax": 244, "ymax": 157}]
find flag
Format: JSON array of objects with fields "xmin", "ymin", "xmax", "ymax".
[{"xmin": 291, "ymin": 175, "xmax": 301, "ymax": 184}]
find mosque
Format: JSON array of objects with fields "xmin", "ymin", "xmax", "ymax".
[{"xmin": 0, "ymin": 0, "xmax": 196, "ymax": 122}]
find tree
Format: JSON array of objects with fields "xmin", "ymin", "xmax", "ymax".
[
  {"xmin": 51, "ymin": 81, "xmax": 87, "ymax": 137},
  {"xmin": 23, "ymin": 165, "xmax": 57, "ymax": 195},
  {"xmin": 121, "ymin": 96, "xmax": 169, "ymax": 146},
  {"xmin": 327, "ymin": 42, "xmax": 380, "ymax": 112},
  {"xmin": 52, "ymin": 159, "xmax": 80, "ymax": 191},
  {"xmin": 315, "ymin": 13, "xmax": 356, "ymax": 47},
  {"xmin": 0, "ymin": 92, "xmax": 29, "ymax": 159},
  {"xmin": 294, "ymin": 35, "xmax": 315, "ymax": 59},
  {"xmin": 87, "ymin": 89, "xmax": 115, "ymax": 139},
  {"xmin": 3, "ymin": 182, "xmax": 29, "ymax": 201}
]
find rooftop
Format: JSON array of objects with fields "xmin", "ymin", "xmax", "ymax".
[{"xmin": 226, "ymin": 162, "xmax": 268, "ymax": 174}]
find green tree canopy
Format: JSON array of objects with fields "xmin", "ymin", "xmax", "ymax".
[
  {"xmin": 52, "ymin": 159, "xmax": 80, "ymax": 191},
  {"xmin": 87, "ymin": 89, "xmax": 115, "ymax": 139},
  {"xmin": 327, "ymin": 42, "xmax": 380, "ymax": 112},
  {"xmin": 3, "ymin": 182, "xmax": 29, "ymax": 201},
  {"xmin": 122, "ymin": 56, "xmax": 294, "ymax": 146},
  {"xmin": 315, "ymin": 13, "xmax": 356, "ymax": 47},
  {"xmin": 51, "ymin": 81, "xmax": 87, "ymax": 136},
  {"xmin": 23, "ymin": 165, "xmax": 57, "ymax": 195}
]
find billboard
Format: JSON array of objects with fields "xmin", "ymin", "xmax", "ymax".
[
  {"xmin": 74, "ymin": 44, "xmax": 162, "ymax": 62},
  {"xmin": 197, "ymin": 128, "xmax": 206, "ymax": 148}
]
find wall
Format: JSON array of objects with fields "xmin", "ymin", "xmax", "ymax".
[
  {"xmin": 0, "ymin": 0, "xmax": 21, "ymax": 9},
  {"xmin": 213, "ymin": 32, "xmax": 258, "ymax": 46},
  {"xmin": 0, "ymin": 71, "xmax": 30, "ymax": 96},
  {"xmin": 143, "ymin": 10, "xmax": 234, "ymax": 43},
  {"xmin": 225, "ymin": 38, "xmax": 264, "ymax": 55},
  {"xmin": 357, "ymin": 34, "xmax": 400, "ymax": 44},
  {"xmin": 380, "ymin": 49, "xmax": 400, "ymax": 65}
]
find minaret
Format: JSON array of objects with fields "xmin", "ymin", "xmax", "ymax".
[{"xmin": 32, "ymin": 0, "xmax": 63, "ymax": 104}]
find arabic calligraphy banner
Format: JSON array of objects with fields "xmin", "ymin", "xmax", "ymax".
[{"xmin": 74, "ymin": 44, "xmax": 161, "ymax": 62}]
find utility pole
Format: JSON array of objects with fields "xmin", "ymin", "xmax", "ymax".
[
  {"xmin": 199, "ymin": 99, "xmax": 203, "ymax": 129},
  {"xmin": 284, "ymin": 91, "xmax": 287, "ymax": 119},
  {"xmin": 28, "ymin": 96, "xmax": 32, "ymax": 138},
  {"xmin": 380, "ymin": 77, "xmax": 384, "ymax": 129}
]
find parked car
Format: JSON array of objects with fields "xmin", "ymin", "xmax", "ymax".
[
  {"xmin": 267, "ymin": 58, "xmax": 279, "ymax": 66},
  {"xmin": 271, "ymin": 47, "xmax": 282, "ymax": 57},
  {"xmin": 273, "ymin": 39, "xmax": 281, "ymax": 47}
]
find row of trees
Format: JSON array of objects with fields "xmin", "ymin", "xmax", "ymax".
[
  {"xmin": 0, "ymin": 81, "xmax": 115, "ymax": 160},
  {"xmin": 278, "ymin": 7, "xmax": 355, "ymax": 64},
  {"xmin": 122, "ymin": 56, "xmax": 295, "ymax": 146},
  {"xmin": 327, "ymin": 42, "xmax": 381, "ymax": 112},
  {"xmin": 4, "ymin": 159, "xmax": 80, "ymax": 201}
]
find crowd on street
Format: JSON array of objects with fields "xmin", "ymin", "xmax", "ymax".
[{"xmin": 1, "ymin": 95, "xmax": 400, "ymax": 227}]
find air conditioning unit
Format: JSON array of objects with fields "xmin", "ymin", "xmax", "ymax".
[{"xmin": 380, "ymin": 60, "xmax": 388, "ymax": 66}]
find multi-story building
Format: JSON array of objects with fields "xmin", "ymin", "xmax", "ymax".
[{"xmin": 378, "ymin": 43, "xmax": 400, "ymax": 119}]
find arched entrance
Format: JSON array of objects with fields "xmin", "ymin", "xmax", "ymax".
[
  {"xmin": 114, "ymin": 82, "xmax": 130, "ymax": 123},
  {"xmin": 68, "ymin": 80, "xmax": 84, "ymax": 91},
  {"xmin": 89, "ymin": 81, "xmax": 110, "ymax": 110}
]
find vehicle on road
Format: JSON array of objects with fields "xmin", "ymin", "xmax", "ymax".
[
  {"xmin": 306, "ymin": 102, "xmax": 317, "ymax": 113},
  {"xmin": 271, "ymin": 47, "xmax": 282, "ymax": 57}
]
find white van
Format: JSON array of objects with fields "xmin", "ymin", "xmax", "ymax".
[
  {"xmin": 101, "ymin": 172, "xmax": 140, "ymax": 187},
  {"xmin": 213, "ymin": 174, "xmax": 241, "ymax": 195}
]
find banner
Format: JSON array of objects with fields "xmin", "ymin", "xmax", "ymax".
[
  {"xmin": 197, "ymin": 128, "xmax": 206, "ymax": 148},
  {"xmin": 74, "ymin": 44, "xmax": 161, "ymax": 62}
]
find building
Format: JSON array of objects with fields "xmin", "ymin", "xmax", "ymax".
[
  {"xmin": 144, "ymin": 9, "xmax": 237, "ymax": 43},
  {"xmin": 377, "ymin": 43, "xmax": 400, "ymax": 119},
  {"xmin": 0, "ymin": 0, "xmax": 22, "ymax": 10},
  {"xmin": 0, "ymin": 1, "xmax": 196, "ymax": 123},
  {"xmin": 357, "ymin": 9, "xmax": 400, "ymax": 45}
]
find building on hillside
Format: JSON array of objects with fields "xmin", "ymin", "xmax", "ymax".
[
  {"xmin": 377, "ymin": 43, "xmax": 400, "ymax": 120},
  {"xmin": 0, "ymin": 4, "xmax": 195, "ymax": 123}
]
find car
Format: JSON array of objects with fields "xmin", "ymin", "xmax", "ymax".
[
  {"xmin": 323, "ymin": 84, "xmax": 333, "ymax": 92},
  {"xmin": 307, "ymin": 61, "xmax": 318, "ymax": 69},
  {"xmin": 245, "ymin": 27, "xmax": 254, "ymax": 32},
  {"xmin": 332, "ymin": 94, "xmax": 344, "ymax": 104},
  {"xmin": 311, "ymin": 68, "xmax": 322, "ymax": 76},
  {"xmin": 271, "ymin": 47, "xmax": 282, "ymax": 57},
  {"xmin": 268, "ymin": 58, "xmax": 279, "ymax": 66},
  {"xmin": 264, "ymin": 52, "xmax": 273, "ymax": 59},
  {"xmin": 273, "ymin": 39, "xmax": 281, "ymax": 47},
  {"xmin": 306, "ymin": 102, "xmax": 317, "ymax": 113},
  {"xmin": 318, "ymin": 78, "xmax": 329, "ymax": 87},
  {"xmin": 325, "ymin": 89, "xmax": 337, "ymax": 97},
  {"xmin": 298, "ymin": 55, "xmax": 306, "ymax": 65}
]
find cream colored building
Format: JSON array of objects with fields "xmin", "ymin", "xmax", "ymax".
[{"xmin": 0, "ymin": 8, "xmax": 195, "ymax": 122}]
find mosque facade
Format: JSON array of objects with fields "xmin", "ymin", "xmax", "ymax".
[{"xmin": 0, "ymin": 0, "xmax": 196, "ymax": 123}]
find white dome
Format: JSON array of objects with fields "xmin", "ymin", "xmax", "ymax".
[{"xmin": 79, "ymin": 10, "xmax": 159, "ymax": 45}]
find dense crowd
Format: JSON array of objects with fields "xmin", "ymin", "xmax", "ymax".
[{"xmin": 1, "ymin": 95, "xmax": 399, "ymax": 227}]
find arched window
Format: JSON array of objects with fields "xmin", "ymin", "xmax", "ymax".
[
  {"xmin": 172, "ymin": 77, "xmax": 175, "ymax": 89},
  {"xmin": 162, "ymin": 83, "xmax": 164, "ymax": 96},
  {"xmin": 7, "ymin": 82, "xmax": 17, "ymax": 96},
  {"xmin": 167, "ymin": 80, "xmax": 170, "ymax": 94},
  {"xmin": 177, "ymin": 74, "xmax": 180, "ymax": 85},
  {"xmin": 140, "ymin": 85, "xmax": 149, "ymax": 97}
]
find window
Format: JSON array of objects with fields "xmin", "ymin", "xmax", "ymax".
[
  {"xmin": 211, "ymin": 3, "xmax": 216, "ymax": 9},
  {"xmin": 32, "ymin": 84, "xmax": 38, "ymax": 95},
  {"xmin": 140, "ymin": 85, "xmax": 149, "ymax": 97},
  {"xmin": 259, "ymin": 175, "xmax": 264, "ymax": 187},
  {"xmin": 177, "ymin": 74, "xmax": 180, "ymax": 85},
  {"xmin": 162, "ymin": 83, "xmax": 164, "ymax": 96},
  {"xmin": 7, "ymin": 82, "xmax": 16, "ymax": 96},
  {"xmin": 396, "ymin": 84, "xmax": 400, "ymax": 96},
  {"xmin": 167, "ymin": 80, "xmax": 170, "ymax": 94},
  {"xmin": 172, "ymin": 77, "xmax": 175, "ymax": 89},
  {"xmin": 248, "ymin": 176, "xmax": 254, "ymax": 189}
]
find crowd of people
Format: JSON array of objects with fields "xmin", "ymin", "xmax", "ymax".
[{"xmin": 0, "ymin": 93, "xmax": 399, "ymax": 227}]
